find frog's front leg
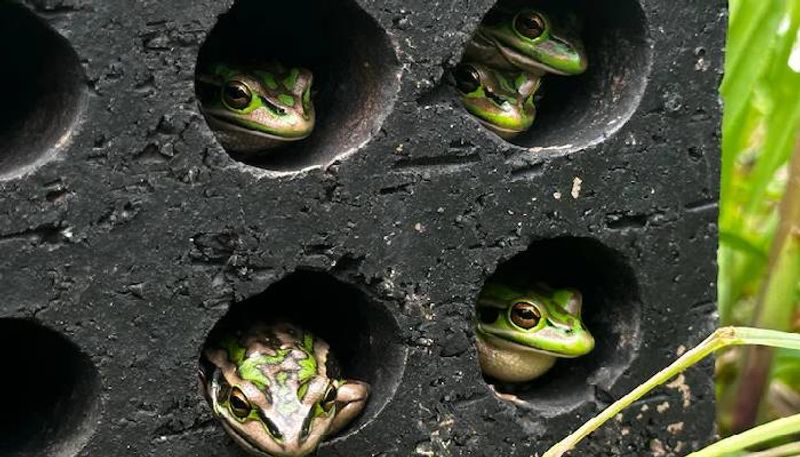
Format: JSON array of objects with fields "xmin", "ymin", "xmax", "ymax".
[{"xmin": 328, "ymin": 380, "xmax": 370, "ymax": 436}]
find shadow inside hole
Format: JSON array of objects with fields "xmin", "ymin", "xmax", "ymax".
[
  {"xmin": 455, "ymin": 0, "xmax": 650, "ymax": 152},
  {"xmin": 202, "ymin": 270, "xmax": 405, "ymax": 439},
  {"xmin": 0, "ymin": 319, "xmax": 100, "ymax": 457},
  {"xmin": 0, "ymin": 3, "xmax": 85, "ymax": 180},
  {"xmin": 479, "ymin": 237, "xmax": 641, "ymax": 411},
  {"xmin": 196, "ymin": 0, "xmax": 399, "ymax": 173}
]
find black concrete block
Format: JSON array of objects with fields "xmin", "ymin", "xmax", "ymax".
[{"xmin": 0, "ymin": 0, "xmax": 725, "ymax": 455}]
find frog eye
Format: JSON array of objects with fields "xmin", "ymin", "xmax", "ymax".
[
  {"xmin": 222, "ymin": 80, "xmax": 253, "ymax": 110},
  {"xmin": 454, "ymin": 64, "xmax": 481, "ymax": 94},
  {"xmin": 228, "ymin": 386, "xmax": 252, "ymax": 419},
  {"xmin": 321, "ymin": 384, "xmax": 338, "ymax": 412},
  {"xmin": 510, "ymin": 302, "xmax": 542, "ymax": 329},
  {"xmin": 514, "ymin": 11, "xmax": 546, "ymax": 40}
]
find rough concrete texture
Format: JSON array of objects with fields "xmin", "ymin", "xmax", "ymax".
[{"xmin": 0, "ymin": 0, "xmax": 724, "ymax": 455}]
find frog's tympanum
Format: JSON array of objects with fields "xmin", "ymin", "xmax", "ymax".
[
  {"xmin": 475, "ymin": 281, "xmax": 594, "ymax": 383},
  {"xmin": 197, "ymin": 63, "xmax": 315, "ymax": 154},
  {"xmin": 457, "ymin": 6, "xmax": 587, "ymax": 138},
  {"xmin": 200, "ymin": 322, "xmax": 369, "ymax": 457}
]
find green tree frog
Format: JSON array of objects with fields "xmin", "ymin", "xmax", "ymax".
[
  {"xmin": 197, "ymin": 62, "xmax": 315, "ymax": 154},
  {"xmin": 457, "ymin": 8, "xmax": 588, "ymax": 137},
  {"xmin": 200, "ymin": 322, "xmax": 369, "ymax": 457},
  {"xmin": 465, "ymin": 8, "xmax": 588, "ymax": 76},
  {"xmin": 474, "ymin": 281, "xmax": 595, "ymax": 383},
  {"xmin": 453, "ymin": 62, "xmax": 541, "ymax": 139}
]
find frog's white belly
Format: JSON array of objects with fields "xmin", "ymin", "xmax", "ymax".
[{"xmin": 476, "ymin": 333, "xmax": 557, "ymax": 382}]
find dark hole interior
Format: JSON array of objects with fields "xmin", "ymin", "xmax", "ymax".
[
  {"xmin": 202, "ymin": 270, "xmax": 405, "ymax": 440},
  {"xmin": 0, "ymin": 319, "xmax": 100, "ymax": 457},
  {"xmin": 0, "ymin": 3, "xmax": 84, "ymax": 180},
  {"xmin": 478, "ymin": 237, "xmax": 641, "ymax": 412},
  {"xmin": 196, "ymin": 0, "xmax": 399, "ymax": 173},
  {"xmin": 457, "ymin": 0, "xmax": 650, "ymax": 152}
]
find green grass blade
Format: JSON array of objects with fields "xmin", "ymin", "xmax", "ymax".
[{"xmin": 687, "ymin": 413, "xmax": 800, "ymax": 457}]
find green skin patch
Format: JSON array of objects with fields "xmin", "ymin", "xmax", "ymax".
[
  {"xmin": 237, "ymin": 349, "xmax": 291, "ymax": 389},
  {"xmin": 220, "ymin": 333, "xmax": 318, "ymax": 394}
]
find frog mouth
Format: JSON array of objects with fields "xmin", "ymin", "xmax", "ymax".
[
  {"xmin": 219, "ymin": 418, "xmax": 321, "ymax": 457},
  {"xmin": 220, "ymin": 420, "xmax": 276, "ymax": 457},
  {"xmin": 201, "ymin": 111, "xmax": 310, "ymax": 141},
  {"xmin": 478, "ymin": 31, "xmax": 578, "ymax": 76},
  {"xmin": 475, "ymin": 327, "xmax": 572, "ymax": 358}
]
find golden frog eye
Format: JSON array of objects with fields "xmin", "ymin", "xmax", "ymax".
[
  {"xmin": 454, "ymin": 64, "xmax": 481, "ymax": 94},
  {"xmin": 321, "ymin": 384, "xmax": 337, "ymax": 412},
  {"xmin": 228, "ymin": 386, "xmax": 252, "ymax": 419},
  {"xmin": 514, "ymin": 11, "xmax": 546, "ymax": 40},
  {"xmin": 222, "ymin": 80, "xmax": 253, "ymax": 110},
  {"xmin": 510, "ymin": 302, "xmax": 542, "ymax": 329}
]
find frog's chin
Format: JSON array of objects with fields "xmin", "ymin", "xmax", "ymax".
[
  {"xmin": 475, "ymin": 328, "xmax": 566, "ymax": 358},
  {"xmin": 475, "ymin": 330, "xmax": 558, "ymax": 382},
  {"xmin": 474, "ymin": 118, "xmax": 525, "ymax": 140}
]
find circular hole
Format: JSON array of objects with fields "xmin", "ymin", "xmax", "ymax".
[
  {"xmin": 0, "ymin": 319, "xmax": 100, "ymax": 457},
  {"xmin": 475, "ymin": 237, "xmax": 641, "ymax": 412},
  {"xmin": 200, "ymin": 270, "xmax": 406, "ymax": 449},
  {"xmin": 0, "ymin": 3, "xmax": 85, "ymax": 181},
  {"xmin": 196, "ymin": 0, "xmax": 400, "ymax": 174},
  {"xmin": 459, "ymin": 0, "xmax": 651, "ymax": 152}
]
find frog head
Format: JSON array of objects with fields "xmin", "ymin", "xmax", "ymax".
[
  {"xmin": 474, "ymin": 8, "xmax": 588, "ymax": 76},
  {"xmin": 476, "ymin": 282, "xmax": 595, "ymax": 357},
  {"xmin": 197, "ymin": 63, "xmax": 315, "ymax": 153},
  {"xmin": 453, "ymin": 62, "xmax": 540, "ymax": 139},
  {"xmin": 200, "ymin": 323, "xmax": 369, "ymax": 457},
  {"xmin": 474, "ymin": 282, "xmax": 594, "ymax": 382}
]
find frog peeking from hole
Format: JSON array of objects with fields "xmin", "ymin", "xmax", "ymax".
[
  {"xmin": 199, "ymin": 321, "xmax": 369, "ymax": 457},
  {"xmin": 196, "ymin": 62, "xmax": 316, "ymax": 154},
  {"xmin": 453, "ymin": 2, "xmax": 587, "ymax": 139},
  {"xmin": 474, "ymin": 279, "xmax": 594, "ymax": 402}
]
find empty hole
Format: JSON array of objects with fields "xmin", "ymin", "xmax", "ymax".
[
  {"xmin": 0, "ymin": 319, "xmax": 100, "ymax": 457},
  {"xmin": 477, "ymin": 237, "xmax": 641, "ymax": 412},
  {"xmin": 196, "ymin": 0, "xmax": 400, "ymax": 173},
  {"xmin": 201, "ymin": 270, "xmax": 405, "ymax": 440},
  {"xmin": 0, "ymin": 3, "xmax": 85, "ymax": 180},
  {"xmin": 458, "ymin": 0, "xmax": 651, "ymax": 152}
]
